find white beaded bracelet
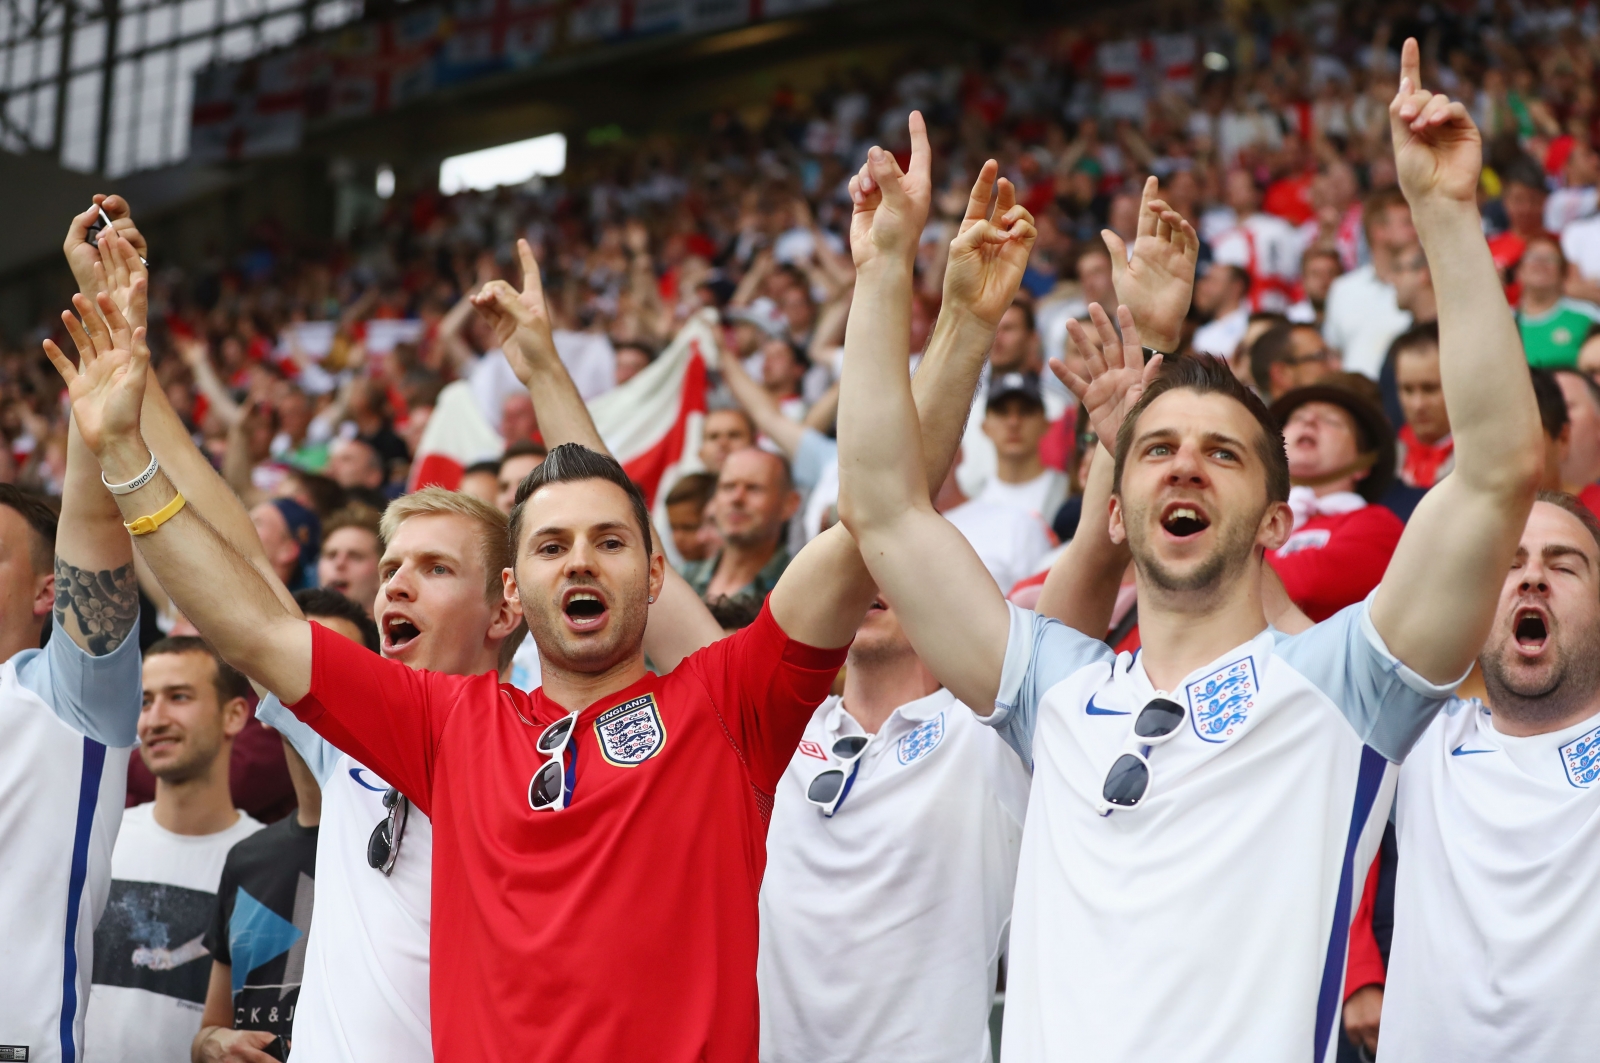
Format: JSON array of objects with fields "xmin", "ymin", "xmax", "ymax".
[{"xmin": 101, "ymin": 451, "xmax": 158, "ymax": 496}]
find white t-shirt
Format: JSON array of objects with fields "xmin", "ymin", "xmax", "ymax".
[
  {"xmin": 944, "ymin": 499, "xmax": 1053, "ymax": 595},
  {"xmin": 1190, "ymin": 305, "xmax": 1250, "ymax": 359},
  {"xmin": 977, "ymin": 469, "xmax": 1069, "ymax": 527},
  {"xmin": 1380, "ymin": 701, "xmax": 1600, "ymax": 1061},
  {"xmin": 1545, "ymin": 186, "xmax": 1597, "ymax": 234},
  {"xmin": 956, "ymin": 368, "xmax": 1069, "ymax": 500},
  {"xmin": 759, "ymin": 690, "xmax": 1030, "ymax": 1063},
  {"xmin": 1322, "ymin": 264, "xmax": 1412, "ymax": 379},
  {"xmin": 987, "ymin": 599, "xmax": 1458, "ymax": 1063},
  {"xmin": 257, "ymin": 697, "xmax": 434, "ymax": 1063},
  {"xmin": 0, "ymin": 633, "xmax": 140, "ymax": 1063},
  {"xmin": 85, "ymin": 803, "xmax": 264, "ymax": 1062},
  {"xmin": 1560, "ymin": 212, "xmax": 1600, "ymax": 283}
]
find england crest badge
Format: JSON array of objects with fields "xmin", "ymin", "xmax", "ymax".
[
  {"xmin": 897, "ymin": 712, "xmax": 945, "ymax": 765},
  {"xmin": 1185, "ymin": 657, "xmax": 1258, "ymax": 744},
  {"xmin": 594, "ymin": 694, "xmax": 666, "ymax": 767},
  {"xmin": 1559, "ymin": 722, "xmax": 1600, "ymax": 789}
]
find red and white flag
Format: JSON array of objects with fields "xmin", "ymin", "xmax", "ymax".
[{"xmin": 408, "ymin": 310, "xmax": 719, "ymax": 507}]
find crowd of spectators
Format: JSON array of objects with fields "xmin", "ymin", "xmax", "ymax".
[{"xmin": 20, "ymin": 3, "xmax": 1600, "ymax": 1060}]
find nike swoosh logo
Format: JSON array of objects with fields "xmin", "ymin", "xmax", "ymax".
[
  {"xmin": 1451, "ymin": 744, "xmax": 1494, "ymax": 756},
  {"xmin": 1085, "ymin": 693, "xmax": 1129, "ymax": 716}
]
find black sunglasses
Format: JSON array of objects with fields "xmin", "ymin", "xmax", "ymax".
[
  {"xmin": 1101, "ymin": 697, "xmax": 1187, "ymax": 811},
  {"xmin": 366, "ymin": 787, "xmax": 409, "ymax": 874}
]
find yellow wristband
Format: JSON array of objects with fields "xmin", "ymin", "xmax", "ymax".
[{"xmin": 125, "ymin": 492, "xmax": 185, "ymax": 536}]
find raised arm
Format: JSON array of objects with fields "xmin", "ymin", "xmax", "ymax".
[
  {"xmin": 76, "ymin": 222, "xmax": 301, "ymax": 615},
  {"xmin": 717, "ymin": 347, "xmax": 805, "ymax": 457},
  {"xmin": 836, "ymin": 120, "xmax": 1037, "ymax": 706},
  {"xmin": 1369, "ymin": 39, "xmax": 1543, "ymax": 684},
  {"xmin": 471, "ymin": 249, "xmax": 722, "ymax": 669},
  {"xmin": 44, "ymin": 295, "xmax": 312, "ymax": 702},
  {"xmin": 54, "ymin": 417, "xmax": 137, "ymax": 656},
  {"xmin": 1035, "ymin": 183, "xmax": 1197, "ymax": 633}
]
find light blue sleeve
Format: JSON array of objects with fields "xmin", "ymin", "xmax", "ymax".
[
  {"xmin": 791, "ymin": 428, "xmax": 838, "ymax": 491},
  {"xmin": 256, "ymin": 693, "xmax": 344, "ymax": 786},
  {"xmin": 987, "ymin": 602, "xmax": 1117, "ymax": 768},
  {"xmin": 15, "ymin": 628, "xmax": 142, "ymax": 748},
  {"xmin": 1274, "ymin": 596, "xmax": 1465, "ymax": 763}
]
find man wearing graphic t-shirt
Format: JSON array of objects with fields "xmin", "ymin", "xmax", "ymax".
[{"xmin": 834, "ymin": 44, "xmax": 1543, "ymax": 1063}]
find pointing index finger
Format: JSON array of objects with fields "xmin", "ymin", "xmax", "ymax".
[
  {"xmin": 907, "ymin": 110, "xmax": 931, "ymax": 187},
  {"xmin": 1399, "ymin": 36, "xmax": 1421, "ymax": 95}
]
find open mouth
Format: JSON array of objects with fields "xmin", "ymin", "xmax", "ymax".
[
  {"xmin": 563, "ymin": 588, "xmax": 609, "ymax": 630},
  {"xmin": 1160, "ymin": 502, "xmax": 1211, "ymax": 540},
  {"xmin": 1514, "ymin": 607, "xmax": 1549, "ymax": 651},
  {"xmin": 384, "ymin": 616, "xmax": 421, "ymax": 653}
]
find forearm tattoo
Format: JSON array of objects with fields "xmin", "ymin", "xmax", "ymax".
[{"xmin": 54, "ymin": 557, "xmax": 139, "ymax": 656}]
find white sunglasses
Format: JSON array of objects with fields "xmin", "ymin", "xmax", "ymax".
[
  {"xmin": 528, "ymin": 710, "xmax": 580, "ymax": 811},
  {"xmin": 806, "ymin": 734, "xmax": 872, "ymax": 818},
  {"xmin": 1095, "ymin": 697, "xmax": 1187, "ymax": 817}
]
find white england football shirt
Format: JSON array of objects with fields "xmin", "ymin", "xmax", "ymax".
[
  {"xmin": 0, "ymin": 632, "xmax": 141, "ymax": 1063},
  {"xmin": 758, "ymin": 689, "xmax": 1030, "ymax": 1063},
  {"xmin": 1380, "ymin": 701, "xmax": 1600, "ymax": 1061},
  {"xmin": 987, "ymin": 598, "xmax": 1457, "ymax": 1063},
  {"xmin": 258, "ymin": 697, "xmax": 434, "ymax": 1063}
]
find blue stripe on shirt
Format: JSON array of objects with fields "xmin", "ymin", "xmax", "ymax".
[{"xmin": 59, "ymin": 737, "xmax": 106, "ymax": 1063}]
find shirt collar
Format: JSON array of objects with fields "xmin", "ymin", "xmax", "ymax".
[
  {"xmin": 1121, "ymin": 627, "xmax": 1276, "ymax": 706},
  {"xmin": 825, "ymin": 687, "xmax": 956, "ymax": 741}
]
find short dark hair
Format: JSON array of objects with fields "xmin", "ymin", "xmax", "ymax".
[
  {"xmin": 615, "ymin": 339, "xmax": 658, "ymax": 362},
  {"xmin": 1500, "ymin": 155, "xmax": 1547, "ymax": 193},
  {"xmin": 1113, "ymin": 353, "xmax": 1290, "ymax": 504},
  {"xmin": 146, "ymin": 635, "xmax": 252, "ymax": 706},
  {"xmin": 0, "ymin": 484, "xmax": 57, "ymax": 575},
  {"xmin": 1388, "ymin": 320, "xmax": 1441, "ymax": 364},
  {"xmin": 1247, "ymin": 322, "xmax": 1296, "ymax": 391},
  {"xmin": 706, "ymin": 594, "xmax": 763, "ymax": 631},
  {"xmin": 1005, "ymin": 300, "xmax": 1037, "ymax": 334},
  {"xmin": 1530, "ymin": 368, "xmax": 1570, "ymax": 441},
  {"xmin": 704, "ymin": 403, "xmax": 758, "ymax": 440},
  {"xmin": 322, "ymin": 502, "xmax": 383, "ymax": 545},
  {"xmin": 509, "ymin": 444, "xmax": 654, "ymax": 558},
  {"xmin": 665, "ymin": 471, "xmax": 718, "ymax": 510},
  {"xmin": 1361, "ymin": 187, "xmax": 1410, "ymax": 242},
  {"xmin": 463, "ymin": 460, "xmax": 501, "ymax": 479},
  {"xmin": 501, "ymin": 440, "xmax": 549, "ymax": 471},
  {"xmin": 295, "ymin": 586, "xmax": 380, "ymax": 653},
  {"xmin": 1534, "ymin": 489, "xmax": 1600, "ymax": 565}
]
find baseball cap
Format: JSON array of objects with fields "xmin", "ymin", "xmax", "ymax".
[{"xmin": 986, "ymin": 372, "xmax": 1046, "ymax": 413}]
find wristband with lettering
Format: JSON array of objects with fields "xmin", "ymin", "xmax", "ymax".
[{"xmin": 101, "ymin": 450, "xmax": 158, "ymax": 496}]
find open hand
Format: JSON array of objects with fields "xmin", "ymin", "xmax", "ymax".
[
  {"xmin": 847, "ymin": 111, "xmax": 932, "ymax": 271},
  {"xmin": 1104, "ymin": 176, "xmax": 1198, "ymax": 354},
  {"xmin": 1390, "ymin": 37, "xmax": 1481, "ymax": 208},
  {"xmin": 1052, "ymin": 303, "xmax": 1162, "ymax": 452},
  {"xmin": 942, "ymin": 160, "xmax": 1038, "ymax": 328},
  {"xmin": 469, "ymin": 239, "xmax": 556, "ymax": 386},
  {"xmin": 43, "ymin": 294, "xmax": 150, "ymax": 456},
  {"xmin": 91, "ymin": 231, "xmax": 149, "ymax": 331}
]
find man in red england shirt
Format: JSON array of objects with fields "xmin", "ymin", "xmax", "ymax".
[{"xmin": 1266, "ymin": 373, "xmax": 1405, "ymax": 621}]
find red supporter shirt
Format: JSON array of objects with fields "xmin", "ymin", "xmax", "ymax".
[
  {"xmin": 288, "ymin": 603, "xmax": 847, "ymax": 1063},
  {"xmin": 1579, "ymin": 482, "xmax": 1600, "ymax": 518},
  {"xmin": 1266, "ymin": 505, "xmax": 1404, "ymax": 623}
]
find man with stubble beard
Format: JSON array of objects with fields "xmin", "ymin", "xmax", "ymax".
[{"xmin": 1355, "ymin": 493, "xmax": 1600, "ymax": 1061}]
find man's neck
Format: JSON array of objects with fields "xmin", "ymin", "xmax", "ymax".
[
  {"xmin": 996, "ymin": 455, "xmax": 1045, "ymax": 486},
  {"xmin": 1406, "ymin": 291, "xmax": 1437, "ymax": 322},
  {"xmin": 709, "ymin": 538, "xmax": 779, "ymax": 599},
  {"xmin": 1133, "ymin": 560, "xmax": 1270, "ymax": 692},
  {"xmin": 1212, "ymin": 297, "xmax": 1241, "ymax": 323},
  {"xmin": 1310, "ymin": 476, "xmax": 1362, "ymax": 498},
  {"xmin": 841, "ymin": 652, "xmax": 941, "ymax": 735},
  {"xmin": 1411, "ymin": 424, "xmax": 1451, "ymax": 447},
  {"xmin": 1484, "ymin": 683, "xmax": 1600, "ymax": 738},
  {"xmin": 153, "ymin": 762, "xmax": 241, "ymax": 836},
  {"xmin": 0, "ymin": 619, "xmax": 44, "ymax": 667},
  {"xmin": 538, "ymin": 651, "xmax": 651, "ymax": 716},
  {"xmin": 1372, "ymin": 247, "xmax": 1397, "ymax": 285}
]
